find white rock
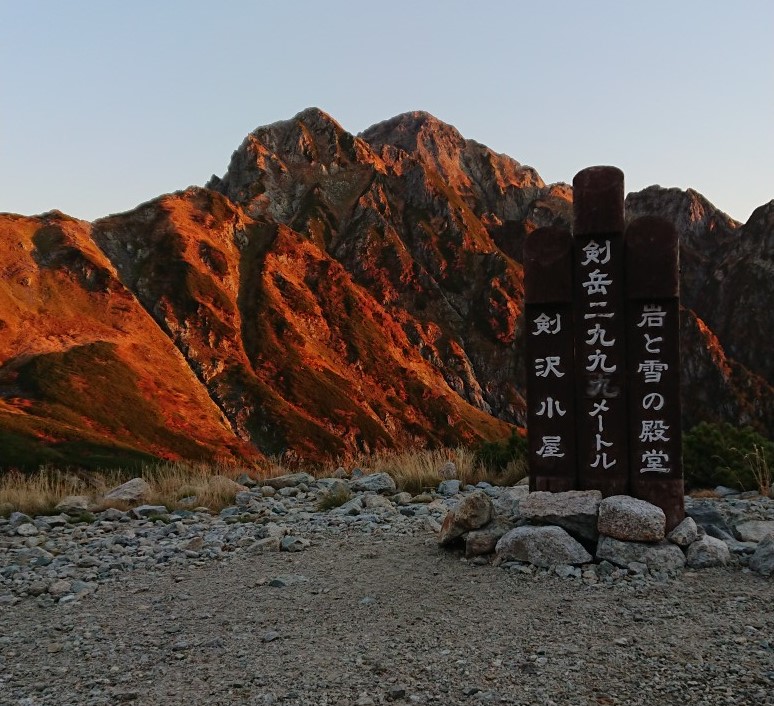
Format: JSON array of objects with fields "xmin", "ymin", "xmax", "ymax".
[
  {"xmin": 667, "ymin": 516, "xmax": 699, "ymax": 547},
  {"xmin": 685, "ymin": 535, "xmax": 731, "ymax": 568},
  {"xmin": 348, "ymin": 473, "xmax": 397, "ymax": 495},
  {"xmin": 598, "ymin": 495, "xmax": 665, "ymax": 542}
]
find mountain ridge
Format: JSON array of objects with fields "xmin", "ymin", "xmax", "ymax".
[{"xmin": 0, "ymin": 108, "xmax": 770, "ymax": 468}]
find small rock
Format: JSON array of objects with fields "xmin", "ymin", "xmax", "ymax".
[
  {"xmin": 16, "ymin": 523, "xmax": 39, "ymax": 537},
  {"xmin": 596, "ymin": 536, "xmax": 685, "ymax": 572},
  {"xmin": 48, "ymin": 580, "xmax": 72, "ymax": 598},
  {"xmin": 264, "ymin": 472, "xmax": 315, "ymax": 490},
  {"xmin": 236, "ymin": 473, "xmax": 257, "ymax": 488},
  {"xmin": 686, "ymin": 535, "xmax": 731, "ymax": 568},
  {"xmin": 749, "ymin": 532, "xmax": 774, "ymax": 576},
  {"xmin": 734, "ymin": 520, "xmax": 774, "ymax": 543},
  {"xmin": 132, "ymin": 505, "xmax": 168, "ymax": 519},
  {"xmin": 262, "ymin": 630, "xmax": 280, "ymax": 642},
  {"xmin": 465, "ymin": 520, "xmax": 514, "ymax": 558},
  {"xmin": 333, "ymin": 466, "xmax": 348, "ymax": 479},
  {"xmin": 103, "ymin": 477, "xmax": 150, "ymax": 503},
  {"xmin": 437, "ymin": 479, "xmax": 461, "ymax": 496},
  {"xmin": 598, "ymin": 495, "xmax": 666, "ymax": 542},
  {"xmin": 495, "ymin": 526, "xmax": 592, "ymax": 567},
  {"xmin": 714, "ymin": 485, "xmax": 740, "ymax": 498},
  {"xmin": 349, "ymin": 472, "xmax": 397, "ymax": 495},
  {"xmin": 438, "ymin": 490, "xmax": 493, "ymax": 546},
  {"xmin": 280, "ymin": 536, "xmax": 310, "ymax": 552},
  {"xmin": 55, "ymin": 495, "xmax": 91, "ymax": 514},
  {"xmin": 667, "ymin": 516, "xmax": 699, "ymax": 547},
  {"xmin": 250, "ymin": 537, "xmax": 281, "ymax": 553},
  {"xmin": 438, "ymin": 461, "xmax": 457, "ymax": 479}
]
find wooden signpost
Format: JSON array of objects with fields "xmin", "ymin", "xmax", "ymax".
[
  {"xmin": 524, "ymin": 226, "xmax": 576, "ymax": 492},
  {"xmin": 524, "ymin": 166, "xmax": 684, "ymax": 529}
]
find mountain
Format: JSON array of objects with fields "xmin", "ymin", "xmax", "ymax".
[{"xmin": 0, "ymin": 109, "xmax": 771, "ymax": 468}]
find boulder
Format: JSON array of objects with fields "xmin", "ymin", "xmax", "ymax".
[
  {"xmin": 264, "ymin": 472, "xmax": 315, "ymax": 490},
  {"xmin": 667, "ymin": 517, "xmax": 699, "ymax": 547},
  {"xmin": 465, "ymin": 519, "xmax": 515, "ymax": 558},
  {"xmin": 685, "ymin": 535, "xmax": 731, "ymax": 568},
  {"xmin": 733, "ymin": 520, "xmax": 774, "ymax": 543},
  {"xmin": 749, "ymin": 533, "xmax": 774, "ymax": 576},
  {"xmin": 55, "ymin": 495, "xmax": 91, "ymax": 515},
  {"xmin": 103, "ymin": 478, "xmax": 150, "ymax": 503},
  {"xmin": 495, "ymin": 526, "xmax": 592, "ymax": 567},
  {"xmin": 438, "ymin": 490, "xmax": 493, "ymax": 546},
  {"xmin": 437, "ymin": 480, "xmax": 461, "ymax": 496},
  {"xmin": 597, "ymin": 495, "xmax": 665, "ymax": 542},
  {"xmin": 348, "ymin": 472, "xmax": 397, "ymax": 495},
  {"xmin": 684, "ymin": 500, "xmax": 732, "ymax": 533},
  {"xmin": 491, "ymin": 486, "xmax": 528, "ymax": 519},
  {"xmin": 596, "ymin": 536, "xmax": 685, "ymax": 572},
  {"xmin": 519, "ymin": 490, "xmax": 602, "ymax": 541}
]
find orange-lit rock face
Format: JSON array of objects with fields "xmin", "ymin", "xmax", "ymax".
[{"xmin": 0, "ymin": 110, "xmax": 771, "ymax": 467}]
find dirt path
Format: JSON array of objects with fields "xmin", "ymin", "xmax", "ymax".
[{"xmin": 1, "ymin": 532, "xmax": 772, "ymax": 706}]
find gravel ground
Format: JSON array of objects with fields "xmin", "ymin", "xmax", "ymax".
[{"xmin": 1, "ymin": 531, "xmax": 772, "ymax": 706}]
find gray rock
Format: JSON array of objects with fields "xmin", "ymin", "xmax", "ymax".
[
  {"xmin": 348, "ymin": 472, "xmax": 397, "ymax": 495},
  {"xmin": 596, "ymin": 536, "xmax": 685, "ymax": 572},
  {"xmin": 685, "ymin": 500, "xmax": 731, "ymax": 532},
  {"xmin": 438, "ymin": 461, "xmax": 457, "ymax": 479},
  {"xmin": 438, "ymin": 490, "xmax": 493, "ymax": 546},
  {"xmin": 132, "ymin": 505, "xmax": 168, "ymax": 519},
  {"xmin": 16, "ymin": 523, "xmax": 39, "ymax": 537},
  {"xmin": 332, "ymin": 466, "xmax": 348, "ymax": 479},
  {"xmin": 249, "ymin": 537, "xmax": 281, "ymax": 553},
  {"xmin": 280, "ymin": 536, "xmax": 310, "ymax": 552},
  {"xmin": 47, "ymin": 579, "xmax": 72, "ymax": 598},
  {"xmin": 103, "ymin": 477, "xmax": 150, "ymax": 503},
  {"xmin": 9, "ymin": 512, "xmax": 33, "ymax": 527},
  {"xmin": 714, "ymin": 485, "xmax": 740, "ymax": 498},
  {"xmin": 492, "ymin": 486, "xmax": 528, "ymax": 519},
  {"xmin": 55, "ymin": 495, "xmax": 92, "ymax": 514},
  {"xmin": 734, "ymin": 520, "xmax": 774, "ymax": 543},
  {"xmin": 749, "ymin": 533, "xmax": 774, "ymax": 576},
  {"xmin": 465, "ymin": 519, "xmax": 514, "ymax": 558},
  {"xmin": 667, "ymin": 517, "xmax": 699, "ymax": 547},
  {"xmin": 236, "ymin": 473, "xmax": 257, "ymax": 488},
  {"xmin": 598, "ymin": 495, "xmax": 665, "ymax": 542},
  {"xmin": 263, "ymin": 472, "xmax": 315, "ymax": 490},
  {"xmin": 437, "ymin": 479, "xmax": 461, "ymax": 496},
  {"xmin": 495, "ymin": 526, "xmax": 592, "ymax": 567},
  {"xmin": 519, "ymin": 490, "xmax": 602, "ymax": 541},
  {"xmin": 686, "ymin": 535, "xmax": 731, "ymax": 568}
]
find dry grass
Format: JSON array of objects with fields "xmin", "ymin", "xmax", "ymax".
[
  {"xmin": 688, "ymin": 488, "xmax": 721, "ymax": 499},
  {"xmin": 344, "ymin": 446, "xmax": 527, "ymax": 495},
  {"xmin": 745, "ymin": 444, "xmax": 772, "ymax": 498},
  {"xmin": 0, "ymin": 446, "xmax": 529, "ymax": 517}
]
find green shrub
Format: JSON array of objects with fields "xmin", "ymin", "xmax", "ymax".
[
  {"xmin": 682, "ymin": 422, "xmax": 774, "ymax": 492},
  {"xmin": 475, "ymin": 430, "xmax": 528, "ymax": 473}
]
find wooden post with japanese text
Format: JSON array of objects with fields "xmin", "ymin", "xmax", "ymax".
[
  {"xmin": 524, "ymin": 227, "xmax": 577, "ymax": 492},
  {"xmin": 572, "ymin": 167, "xmax": 629, "ymax": 497},
  {"xmin": 625, "ymin": 216, "xmax": 684, "ymax": 530}
]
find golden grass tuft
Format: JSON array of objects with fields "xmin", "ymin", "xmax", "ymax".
[{"xmin": 0, "ymin": 446, "xmax": 529, "ymax": 517}]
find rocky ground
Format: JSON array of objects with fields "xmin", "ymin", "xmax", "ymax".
[{"xmin": 1, "ymin": 474, "xmax": 773, "ymax": 705}]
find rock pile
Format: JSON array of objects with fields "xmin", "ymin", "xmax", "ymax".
[
  {"xmin": 2, "ymin": 473, "xmax": 772, "ymax": 608},
  {"xmin": 438, "ymin": 486, "xmax": 774, "ymax": 580}
]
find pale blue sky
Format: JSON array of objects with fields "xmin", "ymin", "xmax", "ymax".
[{"xmin": 1, "ymin": 1, "xmax": 772, "ymax": 223}]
